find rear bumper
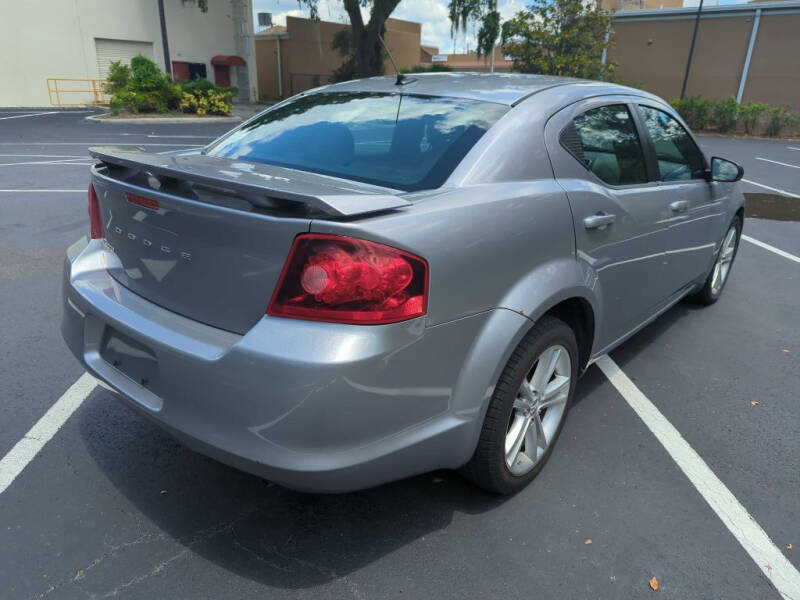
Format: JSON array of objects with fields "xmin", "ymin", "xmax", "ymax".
[{"xmin": 62, "ymin": 238, "xmax": 528, "ymax": 492}]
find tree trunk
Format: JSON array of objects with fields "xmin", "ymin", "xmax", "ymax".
[{"xmin": 355, "ymin": 31, "xmax": 384, "ymax": 78}]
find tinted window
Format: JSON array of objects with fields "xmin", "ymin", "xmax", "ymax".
[
  {"xmin": 638, "ymin": 105, "xmax": 705, "ymax": 181},
  {"xmin": 206, "ymin": 92, "xmax": 508, "ymax": 192},
  {"xmin": 564, "ymin": 104, "xmax": 647, "ymax": 186}
]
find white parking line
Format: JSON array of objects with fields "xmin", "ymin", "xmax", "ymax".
[
  {"xmin": 756, "ymin": 157, "xmax": 800, "ymax": 170},
  {"xmin": 0, "ymin": 154, "xmax": 87, "ymax": 158},
  {"xmin": 0, "ymin": 158, "xmax": 91, "ymax": 167},
  {"xmin": 597, "ymin": 355, "xmax": 800, "ymax": 600},
  {"xmin": 112, "ymin": 134, "xmax": 215, "ymax": 139},
  {"xmin": 0, "ymin": 373, "xmax": 97, "ymax": 495},
  {"xmin": 787, "ymin": 147, "xmax": 800, "ymax": 151},
  {"xmin": 0, "ymin": 142, "xmax": 203, "ymax": 147},
  {"xmin": 0, "ymin": 189, "xmax": 84, "ymax": 193},
  {"xmin": 742, "ymin": 235, "xmax": 800, "ymax": 265},
  {"xmin": 0, "ymin": 112, "xmax": 60, "ymax": 121},
  {"xmin": 741, "ymin": 179, "xmax": 800, "ymax": 199}
]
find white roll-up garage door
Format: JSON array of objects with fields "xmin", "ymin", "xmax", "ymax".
[{"xmin": 95, "ymin": 38, "xmax": 155, "ymax": 78}]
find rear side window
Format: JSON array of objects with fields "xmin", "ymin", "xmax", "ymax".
[
  {"xmin": 206, "ymin": 92, "xmax": 508, "ymax": 192},
  {"xmin": 562, "ymin": 104, "xmax": 648, "ymax": 186},
  {"xmin": 638, "ymin": 105, "xmax": 706, "ymax": 181}
]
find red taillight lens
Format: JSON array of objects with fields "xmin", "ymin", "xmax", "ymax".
[
  {"xmin": 268, "ymin": 234, "xmax": 428, "ymax": 325},
  {"xmin": 88, "ymin": 183, "xmax": 102, "ymax": 239}
]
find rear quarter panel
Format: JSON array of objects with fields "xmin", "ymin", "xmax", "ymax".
[{"xmin": 309, "ymin": 180, "xmax": 582, "ymax": 327}]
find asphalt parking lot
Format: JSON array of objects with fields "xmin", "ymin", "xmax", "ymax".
[{"xmin": 1, "ymin": 108, "xmax": 798, "ymax": 599}]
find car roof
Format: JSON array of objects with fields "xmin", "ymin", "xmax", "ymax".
[{"xmin": 309, "ymin": 72, "xmax": 640, "ymax": 106}]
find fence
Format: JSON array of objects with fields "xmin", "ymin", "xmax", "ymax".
[{"xmin": 46, "ymin": 78, "xmax": 109, "ymax": 107}]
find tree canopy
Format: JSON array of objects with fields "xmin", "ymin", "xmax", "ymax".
[
  {"xmin": 501, "ymin": 0, "xmax": 614, "ymax": 79},
  {"xmin": 302, "ymin": 0, "xmax": 401, "ymax": 78}
]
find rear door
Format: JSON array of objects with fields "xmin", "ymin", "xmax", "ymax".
[
  {"xmin": 545, "ymin": 97, "xmax": 675, "ymax": 351},
  {"xmin": 634, "ymin": 103, "xmax": 721, "ymax": 292}
]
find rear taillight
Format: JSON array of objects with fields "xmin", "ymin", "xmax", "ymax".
[
  {"xmin": 88, "ymin": 183, "xmax": 102, "ymax": 239},
  {"xmin": 268, "ymin": 234, "xmax": 428, "ymax": 325}
]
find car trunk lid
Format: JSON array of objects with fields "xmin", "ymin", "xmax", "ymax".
[{"xmin": 89, "ymin": 146, "xmax": 410, "ymax": 333}]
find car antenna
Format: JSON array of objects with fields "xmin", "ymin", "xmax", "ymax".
[{"xmin": 378, "ymin": 34, "xmax": 407, "ymax": 85}]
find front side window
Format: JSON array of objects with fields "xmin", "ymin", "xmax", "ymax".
[
  {"xmin": 562, "ymin": 104, "xmax": 648, "ymax": 186},
  {"xmin": 638, "ymin": 105, "xmax": 705, "ymax": 181},
  {"xmin": 206, "ymin": 92, "xmax": 508, "ymax": 192}
]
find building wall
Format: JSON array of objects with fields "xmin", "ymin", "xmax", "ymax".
[
  {"xmin": 0, "ymin": 0, "xmax": 256, "ymax": 107},
  {"xmin": 610, "ymin": 15, "xmax": 751, "ymax": 100},
  {"xmin": 609, "ymin": 10, "xmax": 800, "ymax": 111},
  {"xmin": 0, "ymin": 0, "xmax": 163, "ymax": 107},
  {"xmin": 741, "ymin": 13, "xmax": 800, "ymax": 108},
  {"xmin": 255, "ymin": 16, "xmax": 422, "ymax": 100},
  {"xmin": 600, "ymin": 0, "xmax": 682, "ymax": 11}
]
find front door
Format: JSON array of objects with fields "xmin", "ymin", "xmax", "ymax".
[
  {"xmin": 545, "ymin": 98, "xmax": 676, "ymax": 351},
  {"xmin": 214, "ymin": 65, "xmax": 231, "ymax": 87},
  {"xmin": 634, "ymin": 104, "xmax": 721, "ymax": 294}
]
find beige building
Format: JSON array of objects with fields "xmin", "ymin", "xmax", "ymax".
[
  {"xmin": 608, "ymin": 0, "xmax": 800, "ymax": 110},
  {"xmin": 0, "ymin": 0, "xmax": 258, "ymax": 107},
  {"xmin": 255, "ymin": 16, "xmax": 425, "ymax": 100}
]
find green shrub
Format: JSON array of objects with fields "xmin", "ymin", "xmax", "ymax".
[
  {"xmin": 670, "ymin": 96, "xmax": 712, "ymax": 130},
  {"xmin": 105, "ymin": 54, "xmax": 180, "ymax": 114},
  {"xmin": 105, "ymin": 55, "xmax": 236, "ymax": 115},
  {"xmin": 105, "ymin": 60, "xmax": 131, "ymax": 95},
  {"xmin": 739, "ymin": 102, "xmax": 769, "ymax": 134},
  {"xmin": 178, "ymin": 79, "xmax": 235, "ymax": 116},
  {"xmin": 712, "ymin": 96, "xmax": 739, "ymax": 132},
  {"xmin": 402, "ymin": 63, "xmax": 452, "ymax": 73},
  {"xmin": 764, "ymin": 106, "xmax": 795, "ymax": 137}
]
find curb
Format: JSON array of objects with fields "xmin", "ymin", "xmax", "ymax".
[{"xmin": 85, "ymin": 113, "xmax": 241, "ymax": 124}]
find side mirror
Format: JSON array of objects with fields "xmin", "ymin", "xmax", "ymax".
[{"xmin": 709, "ymin": 157, "xmax": 743, "ymax": 182}]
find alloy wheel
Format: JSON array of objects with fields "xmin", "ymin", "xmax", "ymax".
[
  {"xmin": 505, "ymin": 344, "xmax": 571, "ymax": 476},
  {"xmin": 711, "ymin": 225, "xmax": 737, "ymax": 295}
]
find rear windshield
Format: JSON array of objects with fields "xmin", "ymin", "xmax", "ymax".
[{"xmin": 205, "ymin": 92, "xmax": 508, "ymax": 191}]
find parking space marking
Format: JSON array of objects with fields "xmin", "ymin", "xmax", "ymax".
[
  {"xmin": 0, "ymin": 158, "xmax": 92, "ymax": 167},
  {"xmin": 0, "ymin": 373, "xmax": 96, "ymax": 495},
  {"xmin": 597, "ymin": 355, "xmax": 800, "ymax": 600},
  {"xmin": 787, "ymin": 147, "xmax": 800, "ymax": 151},
  {"xmin": 0, "ymin": 154, "xmax": 89, "ymax": 159},
  {"xmin": 0, "ymin": 112, "xmax": 59, "ymax": 121},
  {"xmin": 742, "ymin": 235, "xmax": 800, "ymax": 265},
  {"xmin": 0, "ymin": 142, "xmax": 204, "ymax": 147},
  {"xmin": 741, "ymin": 179, "xmax": 800, "ymax": 199},
  {"xmin": 756, "ymin": 157, "xmax": 800, "ymax": 170},
  {"xmin": 0, "ymin": 189, "xmax": 85, "ymax": 193}
]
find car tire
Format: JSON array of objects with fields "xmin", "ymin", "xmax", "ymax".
[
  {"xmin": 690, "ymin": 215, "xmax": 742, "ymax": 306},
  {"xmin": 462, "ymin": 315, "xmax": 579, "ymax": 495}
]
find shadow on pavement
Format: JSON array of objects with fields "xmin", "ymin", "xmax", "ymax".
[{"xmin": 78, "ymin": 395, "xmax": 509, "ymax": 589}]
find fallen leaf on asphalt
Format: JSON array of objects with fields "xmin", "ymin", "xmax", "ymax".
[
  {"xmin": 764, "ymin": 564, "xmax": 773, "ymax": 572},
  {"xmin": 751, "ymin": 401, "xmax": 759, "ymax": 407},
  {"xmin": 584, "ymin": 539, "xmax": 593, "ymax": 545},
  {"xmin": 649, "ymin": 576, "xmax": 659, "ymax": 591},
  {"xmin": 787, "ymin": 543, "xmax": 793, "ymax": 550},
  {"xmin": 781, "ymin": 349, "xmax": 790, "ymax": 354}
]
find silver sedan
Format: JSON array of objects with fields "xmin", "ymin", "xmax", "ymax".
[{"xmin": 61, "ymin": 73, "xmax": 744, "ymax": 493}]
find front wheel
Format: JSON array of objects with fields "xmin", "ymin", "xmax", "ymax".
[
  {"xmin": 463, "ymin": 315, "xmax": 578, "ymax": 494},
  {"xmin": 690, "ymin": 215, "xmax": 741, "ymax": 305}
]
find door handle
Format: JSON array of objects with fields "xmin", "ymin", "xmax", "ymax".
[
  {"xmin": 583, "ymin": 212, "xmax": 616, "ymax": 230},
  {"xmin": 670, "ymin": 200, "xmax": 689, "ymax": 213}
]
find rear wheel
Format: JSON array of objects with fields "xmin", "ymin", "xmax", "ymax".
[
  {"xmin": 690, "ymin": 215, "xmax": 741, "ymax": 305},
  {"xmin": 463, "ymin": 315, "xmax": 578, "ymax": 494}
]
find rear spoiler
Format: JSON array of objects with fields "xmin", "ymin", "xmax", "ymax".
[{"xmin": 88, "ymin": 146, "xmax": 411, "ymax": 218}]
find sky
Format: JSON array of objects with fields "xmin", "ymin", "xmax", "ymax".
[{"xmin": 251, "ymin": 0, "xmax": 528, "ymax": 54}]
